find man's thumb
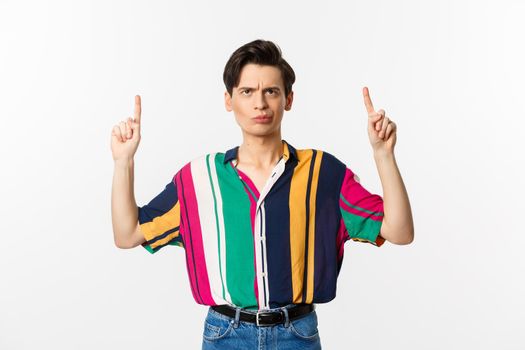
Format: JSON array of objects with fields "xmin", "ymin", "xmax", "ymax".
[
  {"xmin": 131, "ymin": 121, "xmax": 141, "ymax": 139},
  {"xmin": 368, "ymin": 113, "xmax": 382, "ymax": 127}
]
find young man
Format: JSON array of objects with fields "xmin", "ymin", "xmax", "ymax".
[{"xmin": 111, "ymin": 39, "xmax": 414, "ymax": 349}]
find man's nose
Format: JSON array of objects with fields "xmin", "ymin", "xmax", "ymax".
[{"xmin": 254, "ymin": 91, "xmax": 268, "ymax": 110}]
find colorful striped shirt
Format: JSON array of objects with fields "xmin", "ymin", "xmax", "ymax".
[{"xmin": 138, "ymin": 139, "xmax": 385, "ymax": 310}]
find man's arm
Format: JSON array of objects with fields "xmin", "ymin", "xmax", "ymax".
[
  {"xmin": 374, "ymin": 151, "xmax": 414, "ymax": 244},
  {"xmin": 363, "ymin": 86, "xmax": 414, "ymax": 245},
  {"xmin": 111, "ymin": 158, "xmax": 145, "ymax": 248}
]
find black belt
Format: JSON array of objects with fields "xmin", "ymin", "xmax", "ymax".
[{"xmin": 210, "ymin": 303, "xmax": 315, "ymax": 326}]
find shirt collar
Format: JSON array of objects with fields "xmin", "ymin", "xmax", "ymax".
[{"xmin": 223, "ymin": 139, "xmax": 298, "ymax": 164}]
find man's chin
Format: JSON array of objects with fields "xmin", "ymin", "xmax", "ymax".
[{"xmin": 242, "ymin": 128, "xmax": 281, "ymax": 138}]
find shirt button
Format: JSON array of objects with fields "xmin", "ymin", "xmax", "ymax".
[{"xmin": 261, "ymin": 272, "xmax": 267, "ymax": 277}]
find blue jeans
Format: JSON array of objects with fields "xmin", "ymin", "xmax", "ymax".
[{"xmin": 201, "ymin": 304, "xmax": 322, "ymax": 349}]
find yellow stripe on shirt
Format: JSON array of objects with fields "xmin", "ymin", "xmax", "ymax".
[
  {"xmin": 140, "ymin": 201, "xmax": 181, "ymax": 249},
  {"xmin": 306, "ymin": 150, "xmax": 323, "ymax": 303}
]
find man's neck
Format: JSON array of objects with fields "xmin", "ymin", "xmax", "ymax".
[{"xmin": 237, "ymin": 132, "xmax": 283, "ymax": 169}]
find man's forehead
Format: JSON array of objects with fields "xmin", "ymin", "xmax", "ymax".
[{"xmin": 236, "ymin": 64, "xmax": 283, "ymax": 87}]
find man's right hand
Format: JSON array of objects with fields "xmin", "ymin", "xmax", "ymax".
[{"xmin": 111, "ymin": 95, "xmax": 142, "ymax": 162}]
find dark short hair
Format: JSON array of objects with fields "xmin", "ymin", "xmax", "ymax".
[{"xmin": 223, "ymin": 39, "xmax": 296, "ymax": 98}]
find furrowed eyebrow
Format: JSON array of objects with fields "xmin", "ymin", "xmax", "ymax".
[{"xmin": 237, "ymin": 86, "xmax": 281, "ymax": 91}]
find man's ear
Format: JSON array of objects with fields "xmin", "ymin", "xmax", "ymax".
[
  {"xmin": 284, "ymin": 90, "xmax": 294, "ymax": 111},
  {"xmin": 224, "ymin": 91, "xmax": 233, "ymax": 112}
]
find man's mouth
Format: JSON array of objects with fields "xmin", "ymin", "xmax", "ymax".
[{"xmin": 253, "ymin": 115, "xmax": 272, "ymax": 121}]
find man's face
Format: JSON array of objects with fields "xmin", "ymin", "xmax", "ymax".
[{"xmin": 225, "ymin": 63, "xmax": 293, "ymax": 138}]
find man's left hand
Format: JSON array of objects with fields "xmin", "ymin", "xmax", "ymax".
[{"xmin": 363, "ymin": 86, "xmax": 397, "ymax": 155}]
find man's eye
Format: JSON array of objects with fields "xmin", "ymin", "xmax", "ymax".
[
  {"xmin": 266, "ymin": 89, "xmax": 275, "ymax": 95},
  {"xmin": 241, "ymin": 90, "xmax": 251, "ymax": 95}
]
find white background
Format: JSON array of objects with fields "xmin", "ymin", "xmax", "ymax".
[{"xmin": 1, "ymin": 0, "xmax": 524, "ymax": 349}]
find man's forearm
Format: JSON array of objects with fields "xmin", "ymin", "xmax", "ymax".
[
  {"xmin": 373, "ymin": 150, "xmax": 414, "ymax": 244},
  {"xmin": 111, "ymin": 158, "xmax": 139, "ymax": 247}
]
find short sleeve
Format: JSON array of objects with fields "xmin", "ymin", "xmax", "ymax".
[
  {"xmin": 339, "ymin": 167, "xmax": 385, "ymax": 247},
  {"xmin": 138, "ymin": 176, "xmax": 183, "ymax": 254}
]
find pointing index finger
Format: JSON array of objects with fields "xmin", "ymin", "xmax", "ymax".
[
  {"xmin": 134, "ymin": 95, "xmax": 141, "ymax": 123},
  {"xmin": 363, "ymin": 86, "xmax": 375, "ymax": 114}
]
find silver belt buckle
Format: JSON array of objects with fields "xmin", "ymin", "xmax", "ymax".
[
  {"xmin": 256, "ymin": 310, "xmax": 273, "ymax": 326},
  {"xmin": 256, "ymin": 310, "xmax": 263, "ymax": 326}
]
